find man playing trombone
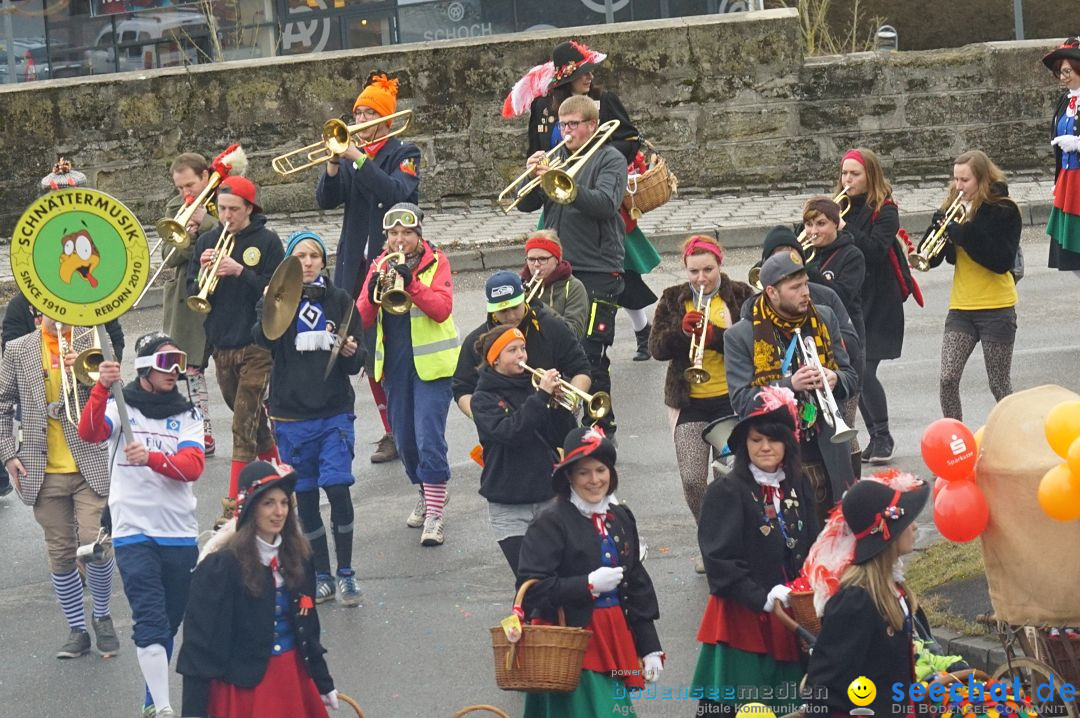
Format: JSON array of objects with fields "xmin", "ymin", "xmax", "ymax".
[
  {"xmin": 724, "ymin": 251, "xmax": 858, "ymax": 525},
  {"xmin": 316, "ymin": 71, "xmax": 421, "ymax": 465},
  {"xmin": 515, "ymin": 94, "xmax": 629, "ymax": 436},
  {"xmin": 185, "ymin": 176, "xmax": 284, "ymax": 524}
]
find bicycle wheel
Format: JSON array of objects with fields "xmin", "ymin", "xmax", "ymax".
[{"xmin": 990, "ymin": 657, "xmax": 1079, "ymax": 718}]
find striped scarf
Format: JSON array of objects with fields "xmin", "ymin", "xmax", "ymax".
[{"xmin": 750, "ymin": 294, "xmax": 836, "ymax": 387}]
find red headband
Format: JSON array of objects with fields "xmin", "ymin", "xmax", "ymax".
[
  {"xmin": 525, "ymin": 236, "xmax": 562, "ymax": 262},
  {"xmin": 683, "ymin": 237, "xmax": 724, "ymax": 264},
  {"xmin": 842, "ymin": 149, "xmax": 866, "ymax": 167},
  {"xmin": 852, "ymin": 489, "xmax": 904, "ymax": 542}
]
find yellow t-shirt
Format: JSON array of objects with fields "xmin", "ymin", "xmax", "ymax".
[
  {"xmin": 42, "ymin": 333, "xmax": 78, "ymax": 474},
  {"xmin": 684, "ymin": 294, "xmax": 731, "ymax": 399},
  {"xmin": 949, "ymin": 246, "xmax": 1017, "ymax": 311}
]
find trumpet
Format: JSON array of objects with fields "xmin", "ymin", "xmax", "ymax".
[
  {"xmin": 54, "ymin": 325, "xmax": 103, "ymax": 425},
  {"xmin": 684, "ymin": 284, "xmax": 711, "ymax": 384},
  {"xmin": 519, "ymin": 362, "xmax": 611, "ymax": 420},
  {"xmin": 793, "ymin": 329, "xmax": 857, "ymax": 444},
  {"xmin": 186, "ymin": 223, "xmax": 235, "ymax": 314},
  {"xmin": 524, "ymin": 273, "xmax": 544, "ymax": 305},
  {"xmin": 497, "ymin": 120, "xmax": 621, "ymax": 213},
  {"xmin": 909, "ymin": 194, "xmax": 967, "ymax": 272},
  {"xmin": 272, "ymin": 109, "xmax": 414, "ymax": 176},
  {"xmin": 371, "ymin": 252, "xmax": 412, "ymax": 315},
  {"xmin": 796, "ymin": 187, "xmax": 852, "ymax": 262}
]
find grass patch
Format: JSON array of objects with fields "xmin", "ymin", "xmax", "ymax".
[{"xmin": 907, "ymin": 540, "xmax": 989, "ymax": 637}]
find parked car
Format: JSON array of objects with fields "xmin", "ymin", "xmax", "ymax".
[
  {"xmin": 86, "ymin": 10, "xmax": 212, "ymax": 75},
  {"xmin": 0, "ymin": 38, "xmax": 90, "ymax": 83}
]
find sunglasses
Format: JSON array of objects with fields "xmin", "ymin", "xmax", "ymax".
[
  {"xmin": 134, "ymin": 350, "xmax": 187, "ymax": 374},
  {"xmin": 382, "ymin": 208, "xmax": 420, "ymax": 231}
]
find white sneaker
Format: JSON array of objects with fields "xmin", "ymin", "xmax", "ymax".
[
  {"xmin": 420, "ymin": 515, "xmax": 445, "ymax": 546},
  {"xmin": 406, "ymin": 494, "xmax": 426, "ymax": 528}
]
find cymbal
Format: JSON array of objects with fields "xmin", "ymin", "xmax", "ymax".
[{"xmin": 262, "ymin": 256, "xmax": 303, "ymax": 340}]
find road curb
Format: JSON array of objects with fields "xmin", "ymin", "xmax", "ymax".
[{"xmin": 931, "ymin": 627, "xmax": 1007, "ymax": 676}]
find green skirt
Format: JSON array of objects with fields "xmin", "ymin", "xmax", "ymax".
[
  {"xmin": 1047, "ymin": 206, "xmax": 1080, "ymax": 253},
  {"xmin": 691, "ymin": 643, "xmax": 804, "ymax": 712},
  {"xmin": 522, "ymin": 669, "xmax": 633, "ymax": 718},
  {"xmin": 535, "ymin": 212, "xmax": 661, "ymax": 275}
]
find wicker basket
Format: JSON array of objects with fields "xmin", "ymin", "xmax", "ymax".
[
  {"xmin": 489, "ymin": 579, "xmax": 593, "ymax": 693},
  {"xmin": 623, "ymin": 141, "xmax": 677, "ymax": 219},
  {"xmin": 452, "ymin": 706, "xmax": 511, "ymax": 718},
  {"xmin": 787, "ymin": 591, "xmax": 821, "ymax": 652},
  {"xmin": 338, "ymin": 692, "xmax": 366, "ymax": 717},
  {"xmin": 1042, "ymin": 633, "xmax": 1080, "ymax": 687}
]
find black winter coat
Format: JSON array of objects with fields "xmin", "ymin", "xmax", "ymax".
[
  {"xmin": 471, "ymin": 367, "xmax": 575, "ymax": 504},
  {"xmin": 528, "ymin": 90, "xmax": 640, "ymax": 162},
  {"xmin": 936, "ymin": 191, "xmax": 1022, "ymax": 276},
  {"xmin": 252, "ymin": 278, "xmax": 364, "ymax": 421},
  {"xmin": 845, "ymin": 195, "xmax": 904, "ymax": 361},
  {"xmin": 805, "ymin": 585, "xmax": 917, "ymax": 717},
  {"xmin": 178, "ymin": 549, "xmax": 333, "ymax": 717},
  {"xmin": 1, "ymin": 292, "xmax": 125, "ymax": 358},
  {"xmin": 698, "ymin": 464, "xmax": 820, "ymax": 609},
  {"xmin": 807, "ymin": 231, "xmax": 866, "ymax": 344},
  {"xmin": 453, "ymin": 304, "xmax": 591, "ymax": 403},
  {"xmin": 517, "ymin": 498, "xmax": 661, "ymax": 657}
]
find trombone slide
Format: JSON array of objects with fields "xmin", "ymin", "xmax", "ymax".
[{"xmin": 272, "ymin": 109, "xmax": 414, "ymax": 176}]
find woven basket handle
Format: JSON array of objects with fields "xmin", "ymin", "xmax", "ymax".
[
  {"xmin": 452, "ymin": 706, "xmax": 511, "ymax": 718},
  {"xmin": 505, "ymin": 579, "xmax": 570, "ymax": 670},
  {"xmin": 337, "ymin": 692, "xmax": 366, "ymax": 718}
]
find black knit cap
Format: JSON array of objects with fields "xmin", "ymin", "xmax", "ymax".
[
  {"xmin": 235, "ymin": 461, "xmax": 297, "ymax": 528},
  {"xmin": 552, "ymin": 426, "xmax": 618, "ymax": 495},
  {"xmin": 761, "ymin": 225, "xmax": 804, "ymax": 263},
  {"xmin": 1042, "ymin": 36, "xmax": 1080, "ymax": 72},
  {"xmin": 843, "ymin": 478, "xmax": 930, "ymax": 565}
]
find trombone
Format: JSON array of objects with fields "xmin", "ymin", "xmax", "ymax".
[
  {"xmin": 524, "ymin": 273, "xmax": 544, "ymax": 305},
  {"xmin": 684, "ymin": 284, "xmax": 711, "ymax": 385},
  {"xmin": 518, "ymin": 362, "xmax": 611, "ymax": 420},
  {"xmin": 371, "ymin": 252, "xmax": 412, "ymax": 315},
  {"xmin": 497, "ymin": 119, "xmax": 621, "ymax": 213},
  {"xmin": 186, "ymin": 223, "xmax": 235, "ymax": 314},
  {"xmin": 272, "ymin": 109, "xmax": 414, "ymax": 176},
  {"xmin": 133, "ymin": 230, "xmax": 193, "ymax": 309},
  {"xmin": 795, "ymin": 187, "xmax": 852, "ymax": 262},
  {"xmin": 55, "ymin": 325, "xmax": 103, "ymax": 425},
  {"xmin": 793, "ymin": 328, "xmax": 857, "ymax": 444},
  {"xmin": 909, "ymin": 194, "xmax": 967, "ymax": 272}
]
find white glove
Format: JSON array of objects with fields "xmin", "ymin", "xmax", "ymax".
[
  {"xmin": 642, "ymin": 651, "xmax": 664, "ymax": 683},
  {"xmin": 587, "ymin": 566, "xmax": 624, "ymax": 595},
  {"xmin": 763, "ymin": 584, "xmax": 792, "ymax": 612},
  {"xmin": 1052, "ymin": 135, "xmax": 1080, "ymax": 154},
  {"xmin": 321, "ymin": 689, "xmax": 339, "ymax": 710}
]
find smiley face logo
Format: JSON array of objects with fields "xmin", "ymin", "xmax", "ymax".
[{"xmin": 848, "ymin": 676, "xmax": 876, "ymax": 707}]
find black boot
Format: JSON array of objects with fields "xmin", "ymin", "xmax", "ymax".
[{"xmin": 633, "ymin": 324, "xmax": 652, "ymax": 361}]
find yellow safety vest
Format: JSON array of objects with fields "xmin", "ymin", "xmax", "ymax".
[{"xmin": 373, "ymin": 252, "xmax": 459, "ymax": 382}]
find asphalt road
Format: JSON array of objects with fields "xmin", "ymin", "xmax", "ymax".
[{"xmin": 0, "ymin": 226, "xmax": 1076, "ymax": 717}]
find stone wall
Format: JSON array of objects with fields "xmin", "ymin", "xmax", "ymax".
[{"xmin": 0, "ymin": 8, "xmax": 1064, "ymax": 231}]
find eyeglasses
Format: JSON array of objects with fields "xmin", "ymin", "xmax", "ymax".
[
  {"xmin": 382, "ymin": 208, "xmax": 420, "ymax": 230},
  {"xmin": 134, "ymin": 350, "xmax": 187, "ymax": 374},
  {"xmin": 526, "ymin": 254, "xmax": 555, "ymax": 264},
  {"xmin": 558, "ymin": 120, "xmax": 590, "ymax": 131},
  {"xmin": 354, "ymin": 108, "xmax": 382, "ymax": 120},
  {"xmin": 1059, "ymin": 66, "xmax": 1075, "ymax": 78}
]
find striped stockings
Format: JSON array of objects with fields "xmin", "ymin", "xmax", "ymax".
[
  {"xmin": 50, "ymin": 569, "xmax": 85, "ymax": 631},
  {"xmin": 422, "ymin": 483, "xmax": 446, "ymax": 519},
  {"xmin": 84, "ymin": 557, "xmax": 114, "ymax": 619}
]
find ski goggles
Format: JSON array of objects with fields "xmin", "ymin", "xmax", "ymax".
[
  {"xmin": 382, "ymin": 208, "xmax": 420, "ymax": 231},
  {"xmin": 134, "ymin": 350, "xmax": 188, "ymax": 374}
]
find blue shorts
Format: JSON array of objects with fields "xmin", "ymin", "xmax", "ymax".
[{"xmin": 274, "ymin": 413, "xmax": 356, "ymax": 493}]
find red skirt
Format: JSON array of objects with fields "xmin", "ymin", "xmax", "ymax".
[
  {"xmin": 207, "ymin": 649, "xmax": 329, "ymax": 718},
  {"xmin": 532, "ymin": 604, "xmax": 646, "ymax": 690},
  {"xmin": 1053, "ymin": 168, "xmax": 1080, "ymax": 216},
  {"xmin": 696, "ymin": 595, "xmax": 800, "ymax": 663}
]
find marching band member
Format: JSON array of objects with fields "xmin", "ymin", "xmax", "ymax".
[
  {"xmin": 470, "ymin": 326, "xmax": 576, "ymax": 575},
  {"xmin": 357, "ymin": 203, "xmax": 458, "ymax": 547},
  {"xmin": 517, "ymin": 426, "xmax": 664, "ymax": 717},
  {"xmin": 649, "ymin": 236, "xmax": 753, "ymax": 547},
  {"xmin": 177, "ymin": 462, "xmax": 338, "ymax": 718},
  {"xmin": 0, "ymin": 317, "xmax": 118, "ymax": 659},
  {"xmin": 692, "ymin": 387, "xmax": 819, "ymax": 717},
  {"xmin": 1044, "ymin": 37, "xmax": 1080, "ymax": 275},
  {"xmin": 725, "ymin": 251, "xmax": 858, "ymax": 524},
  {"xmin": 453, "ymin": 270, "xmax": 590, "ymax": 421},
  {"xmin": 78, "ymin": 333, "xmax": 205, "ymax": 718},
  {"xmin": 520, "ymin": 231, "xmax": 590, "ymax": 339},
  {"xmin": 838, "ymin": 148, "xmax": 906, "ymax": 465},
  {"xmin": 253, "ymin": 231, "xmax": 364, "ymax": 607},
  {"xmin": 163, "ymin": 153, "xmax": 220, "ymax": 456},
  {"xmin": 186, "ymin": 176, "xmax": 284, "ymax": 524},
  {"xmin": 930, "ymin": 150, "xmax": 1021, "ymax": 421},
  {"xmin": 516, "ymin": 94, "xmax": 628, "ymax": 436},
  {"xmin": 317, "ymin": 71, "xmax": 421, "ymax": 465}
]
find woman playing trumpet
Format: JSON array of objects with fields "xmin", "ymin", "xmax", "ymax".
[
  {"xmin": 928, "ymin": 151, "xmax": 1021, "ymax": 421},
  {"xmin": 469, "ymin": 326, "xmax": 578, "ymax": 575},
  {"xmin": 648, "ymin": 236, "xmax": 753, "ymax": 569}
]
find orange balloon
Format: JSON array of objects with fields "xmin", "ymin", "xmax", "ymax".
[
  {"xmin": 1037, "ymin": 464, "xmax": 1080, "ymax": 522},
  {"xmin": 974, "ymin": 425, "xmax": 985, "ymax": 452},
  {"xmin": 1044, "ymin": 400, "xmax": 1080, "ymax": 459},
  {"xmin": 1068, "ymin": 437, "xmax": 1080, "ymax": 481}
]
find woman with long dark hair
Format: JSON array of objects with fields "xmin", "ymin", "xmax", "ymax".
[
  {"xmin": 691, "ymin": 386, "xmax": 820, "ymax": 717},
  {"xmin": 1043, "ymin": 37, "xmax": 1080, "ymax": 275}
]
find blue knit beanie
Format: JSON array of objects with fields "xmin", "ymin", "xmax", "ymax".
[{"xmin": 285, "ymin": 230, "xmax": 328, "ymax": 261}]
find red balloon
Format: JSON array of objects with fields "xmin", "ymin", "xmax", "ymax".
[
  {"xmin": 921, "ymin": 418, "xmax": 977, "ymax": 481},
  {"xmin": 933, "ymin": 480, "xmax": 989, "ymax": 542},
  {"xmin": 932, "ymin": 478, "xmax": 945, "ymax": 503}
]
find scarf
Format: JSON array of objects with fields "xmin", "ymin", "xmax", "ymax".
[
  {"xmin": 122, "ymin": 380, "xmax": 195, "ymax": 420},
  {"xmin": 570, "ymin": 488, "xmax": 613, "ymax": 536},
  {"xmin": 257, "ymin": 534, "xmax": 284, "ymax": 588},
  {"xmin": 750, "ymin": 293, "xmax": 836, "ymax": 387},
  {"xmin": 42, "ymin": 327, "xmax": 71, "ymax": 369},
  {"xmin": 750, "ymin": 463, "xmax": 785, "ymax": 506},
  {"xmin": 294, "ymin": 275, "xmax": 334, "ymax": 352}
]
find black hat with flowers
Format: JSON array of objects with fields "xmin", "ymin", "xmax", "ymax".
[
  {"xmin": 1043, "ymin": 36, "xmax": 1080, "ymax": 73},
  {"xmin": 552, "ymin": 426, "xmax": 618, "ymax": 495},
  {"xmin": 235, "ymin": 461, "xmax": 297, "ymax": 528},
  {"xmin": 842, "ymin": 477, "xmax": 929, "ymax": 564},
  {"xmin": 728, "ymin": 385, "xmax": 801, "ymax": 452},
  {"xmin": 550, "ymin": 41, "xmax": 606, "ymax": 88}
]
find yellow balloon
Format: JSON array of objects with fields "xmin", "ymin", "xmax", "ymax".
[
  {"xmin": 974, "ymin": 425, "xmax": 985, "ymax": 452},
  {"xmin": 1045, "ymin": 400, "xmax": 1080, "ymax": 459},
  {"xmin": 1068, "ymin": 436, "xmax": 1080, "ymax": 481},
  {"xmin": 736, "ymin": 703, "xmax": 777, "ymax": 718},
  {"xmin": 1037, "ymin": 464, "xmax": 1080, "ymax": 522}
]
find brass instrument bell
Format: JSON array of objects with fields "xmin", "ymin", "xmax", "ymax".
[{"xmin": 372, "ymin": 252, "xmax": 412, "ymax": 315}]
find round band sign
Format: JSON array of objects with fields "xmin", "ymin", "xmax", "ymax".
[{"xmin": 10, "ymin": 189, "xmax": 150, "ymax": 325}]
